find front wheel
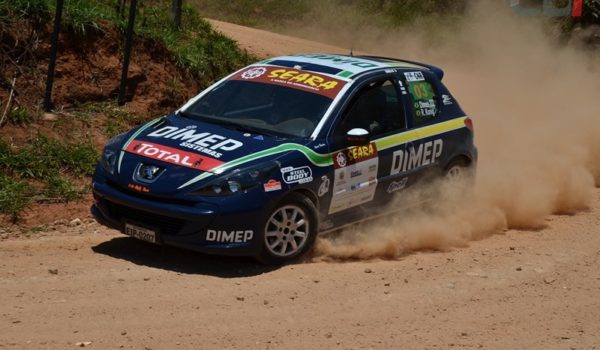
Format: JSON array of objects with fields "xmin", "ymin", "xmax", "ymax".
[{"xmin": 256, "ymin": 193, "xmax": 318, "ymax": 265}]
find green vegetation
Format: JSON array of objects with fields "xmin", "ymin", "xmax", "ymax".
[
  {"xmin": 0, "ymin": 175, "xmax": 30, "ymax": 222},
  {"xmin": 43, "ymin": 175, "xmax": 81, "ymax": 201},
  {"xmin": 136, "ymin": 1, "xmax": 254, "ymax": 84},
  {"xmin": 7, "ymin": 107, "xmax": 34, "ymax": 125},
  {"xmin": 0, "ymin": 136, "xmax": 97, "ymax": 221},
  {"xmin": 3, "ymin": 135, "xmax": 97, "ymax": 178}
]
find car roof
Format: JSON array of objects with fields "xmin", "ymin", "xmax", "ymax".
[{"xmin": 256, "ymin": 53, "xmax": 444, "ymax": 80}]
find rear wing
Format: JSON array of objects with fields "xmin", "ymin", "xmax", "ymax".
[{"xmin": 357, "ymin": 55, "xmax": 445, "ymax": 81}]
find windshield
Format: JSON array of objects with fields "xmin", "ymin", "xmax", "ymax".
[{"xmin": 183, "ymin": 67, "xmax": 345, "ymax": 138}]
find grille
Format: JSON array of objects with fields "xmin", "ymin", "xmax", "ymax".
[{"xmin": 106, "ymin": 201, "xmax": 186, "ymax": 236}]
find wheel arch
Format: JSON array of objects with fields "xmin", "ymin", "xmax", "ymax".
[
  {"xmin": 444, "ymin": 153, "xmax": 473, "ymax": 170},
  {"xmin": 291, "ymin": 188, "xmax": 319, "ymax": 210}
]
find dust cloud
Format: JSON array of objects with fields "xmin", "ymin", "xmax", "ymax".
[{"xmin": 301, "ymin": 2, "xmax": 600, "ymax": 260}]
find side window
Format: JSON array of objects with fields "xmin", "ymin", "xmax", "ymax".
[
  {"xmin": 405, "ymin": 72, "xmax": 439, "ymax": 126},
  {"xmin": 335, "ymin": 79, "xmax": 406, "ymax": 138}
]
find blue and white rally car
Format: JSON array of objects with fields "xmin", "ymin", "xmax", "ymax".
[{"xmin": 92, "ymin": 53, "xmax": 477, "ymax": 264}]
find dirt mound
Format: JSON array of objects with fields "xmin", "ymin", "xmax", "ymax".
[{"xmin": 1, "ymin": 22, "xmax": 199, "ymax": 116}]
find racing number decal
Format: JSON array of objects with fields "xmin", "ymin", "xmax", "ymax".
[
  {"xmin": 329, "ymin": 143, "xmax": 379, "ymax": 214},
  {"xmin": 409, "ymin": 82, "xmax": 434, "ymax": 100}
]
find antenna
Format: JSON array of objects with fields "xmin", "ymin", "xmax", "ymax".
[{"xmin": 350, "ymin": 47, "xmax": 354, "ymax": 56}]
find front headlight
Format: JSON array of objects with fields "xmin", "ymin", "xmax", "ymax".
[
  {"xmin": 100, "ymin": 133, "xmax": 127, "ymax": 175},
  {"xmin": 190, "ymin": 161, "xmax": 280, "ymax": 196}
]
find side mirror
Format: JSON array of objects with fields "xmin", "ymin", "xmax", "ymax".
[{"xmin": 346, "ymin": 128, "xmax": 370, "ymax": 146}]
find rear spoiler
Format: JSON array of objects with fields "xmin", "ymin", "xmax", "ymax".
[{"xmin": 357, "ymin": 55, "xmax": 445, "ymax": 81}]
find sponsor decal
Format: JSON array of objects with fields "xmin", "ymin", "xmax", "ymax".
[
  {"xmin": 442, "ymin": 94, "xmax": 453, "ymax": 105},
  {"xmin": 147, "ymin": 126, "xmax": 243, "ymax": 159},
  {"xmin": 391, "ymin": 139, "xmax": 443, "ymax": 175},
  {"xmin": 263, "ymin": 179, "xmax": 282, "ymax": 192},
  {"xmin": 253, "ymin": 135, "xmax": 264, "ymax": 140},
  {"xmin": 350, "ymin": 169, "xmax": 362, "ymax": 178},
  {"xmin": 335, "ymin": 152, "xmax": 347, "ymax": 168},
  {"xmin": 387, "ymin": 177, "xmax": 408, "ymax": 194},
  {"xmin": 399, "ymin": 80, "xmax": 408, "ymax": 94},
  {"xmin": 241, "ymin": 67, "xmax": 267, "ymax": 79},
  {"xmin": 125, "ymin": 141, "xmax": 224, "ymax": 171},
  {"xmin": 206, "ymin": 229, "xmax": 254, "ymax": 243},
  {"xmin": 318, "ymin": 175, "xmax": 330, "ymax": 197},
  {"xmin": 333, "ymin": 143, "xmax": 378, "ymax": 169},
  {"xmin": 313, "ymin": 142, "xmax": 326, "ymax": 149},
  {"xmin": 231, "ymin": 65, "xmax": 346, "ymax": 99},
  {"xmin": 329, "ymin": 143, "xmax": 379, "ymax": 214},
  {"xmin": 281, "ymin": 166, "xmax": 313, "ymax": 184},
  {"xmin": 404, "ymin": 71, "xmax": 425, "ymax": 82},
  {"xmin": 127, "ymin": 183, "xmax": 150, "ymax": 193}
]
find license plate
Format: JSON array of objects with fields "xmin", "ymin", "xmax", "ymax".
[{"xmin": 124, "ymin": 223, "xmax": 157, "ymax": 244}]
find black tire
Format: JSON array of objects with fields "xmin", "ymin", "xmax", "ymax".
[
  {"xmin": 255, "ymin": 192, "xmax": 318, "ymax": 265},
  {"xmin": 442, "ymin": 157, "xmax": 475, "ymax": 199}
]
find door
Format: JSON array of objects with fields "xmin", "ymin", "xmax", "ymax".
[{"xmin": 327, "ymin": 77, "xmax": 408, "ymax": 215}]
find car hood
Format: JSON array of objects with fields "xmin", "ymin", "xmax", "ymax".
[{"xmin": 115, "ymin": 115, "xmax": 311, "ymax": 194}]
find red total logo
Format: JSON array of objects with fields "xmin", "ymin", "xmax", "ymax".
[{"xmin": 125, "ymin": 140, "xmax": 224, "ymax": 171}]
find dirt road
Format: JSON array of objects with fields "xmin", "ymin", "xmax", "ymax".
[
  {"xmin": 2, "ymin": 15, "xmax": 600, "ymax": 350},
  {"xmin": 1, "ymin": 190, "xmax": 599, "ymax": 349}
]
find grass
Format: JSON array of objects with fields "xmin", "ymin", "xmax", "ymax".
[
  {"xmin": 3, "ymin": 135, "xmax": 98, "ymax": 178},
  {"xmin": 43, "ymin": 175, "xmax": 82, "ymax": 201},
  {"xmin": 0, "ymin": 175, "xmax": 30, "ymax": 222},
  {"xmin": 0, "ymin": 136, "xmax": 97, "ymax": 220},
  {"xmin": 7, "ymin": 107, "xmax": 34, "ymax": 125}
]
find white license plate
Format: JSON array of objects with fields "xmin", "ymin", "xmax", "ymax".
[{"xmin": 124, "ymin": 223, "xmax": 157, "ymax": 244}]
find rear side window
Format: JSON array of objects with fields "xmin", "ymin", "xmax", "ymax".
[
  {"xmin": 334, "ymin": 79, "xmax": 406, "ymax": 138},
  {"xmin": 405, "ymin": 72, "xmax": 438, "ymax": 126}
]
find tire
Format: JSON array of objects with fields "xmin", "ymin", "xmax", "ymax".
[
  {"xmin": 442, "ymin": 157, "xmax": 475, "ymax": 199},
  {"xmin": 445, "ymin": 157, "xmax": 469, "ymax": 179},
  {"xmin": 256, "ymin": 192, "xmax": 318, "ymax": 265}
]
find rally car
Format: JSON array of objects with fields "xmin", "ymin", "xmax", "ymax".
[{"xmin": 91, "ymin": 53, "xmax": 477, "ymax": 264}]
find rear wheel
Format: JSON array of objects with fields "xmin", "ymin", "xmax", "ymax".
[
  {"xmin": 444, "ymin": 157, "xmax": 473, "ymax": 182},
  {"xmin": 256, "ymin": 192, "xmax": 318, "ymax": 265},
  {"xmin": 442, "ymin": 157, "xmax": 474, "ymax": 199}
]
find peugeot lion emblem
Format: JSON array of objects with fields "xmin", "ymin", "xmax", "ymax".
[{"xmin": 135, "ymin": 163, "xmax": 163, "ymax": 183}]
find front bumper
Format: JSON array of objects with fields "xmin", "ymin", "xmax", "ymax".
[{"xmin": 91, "ymin": 180, "xmax": 269, "ymax": 256}]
